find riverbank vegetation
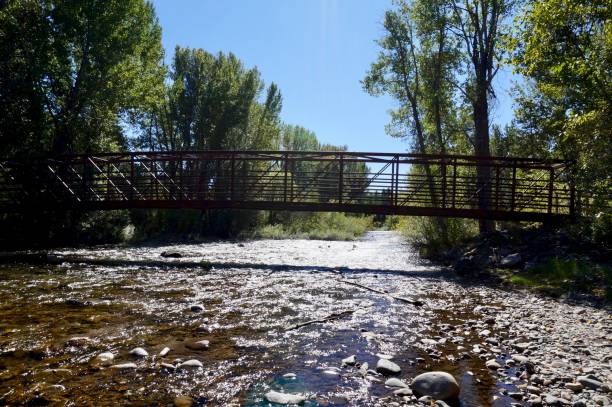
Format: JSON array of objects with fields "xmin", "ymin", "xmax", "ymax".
[{"xmin": 365, "ymin": 0, "xmax": 610, "ymax": 253}]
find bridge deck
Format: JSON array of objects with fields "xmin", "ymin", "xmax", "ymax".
[{"xmin": 0, "ymin": 151, "xmax": 575, "ymax": 221}]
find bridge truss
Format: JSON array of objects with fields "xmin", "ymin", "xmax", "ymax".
[{"xmin": 0, "ymin": 151, "xmax": 575, "ymax": 222}]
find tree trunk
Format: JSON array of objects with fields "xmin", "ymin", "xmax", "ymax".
[{"xmin": 473, "ymin": 83, "xmax": 493, "ymax": 233}]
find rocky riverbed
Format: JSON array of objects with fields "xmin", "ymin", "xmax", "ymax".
[{"xmin": 0, "ymin": 231, "xmax": 610, "ymax": 406}]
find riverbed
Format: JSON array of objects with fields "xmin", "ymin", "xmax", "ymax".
[{"xmin": 0, "ymin": 231, "xmax": 610, "ymax": 406}]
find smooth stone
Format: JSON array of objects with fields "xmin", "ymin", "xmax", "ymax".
[
  {"xmin": 110, "ymin": 362, "xmax": 137, "ymax": 369},
  {"xmin": 282, "ymin": 373, "xmax": 296, "ymax": 379},
  {"xmin": 186, "ymin": 340, "xmax": 209, "ymax": 350},
  {"xmin": 376, "ymin": 358, "xmax": 401, "ymax": 375},
  {"xmin": 411, "ymin": 371, "xmax": 460, "ymax": 400},
  {"xmin": 342, "ymin": 355, "xmax": 356, "ymax": 366},
  {"xmin": 173, "ymin": 395, "xmax": 193, "ymax": 407},
  {"xmin": 190, "ymin": 304, "xmax": 204, "ymax": 312},
  {"xmin": 159, "ymin": 347, "xmax": 171, "ymax": 357},
  {"xmin": 565, "ymin": 382, "xmax": 583, "ymax": 392},
  {"xmin": 577, "ymin": 376, "xmax": 602, "ymax": 390},
  {"xmin": 94, "ymin": 352, "xmax": 114, "ymax": 365},
  {"xmin": 393, "ymin": 388, "xmax": 413, "ymax": 396},
  {"xmin": 160, "ymin": 362, "xmax": 176, "ymax": 370},
  {"xmin": 323, "ymin": 370, "xmax": 340, "ymax": 376},
  {"xmin": 486, "ymin": 359, "xmax": 501, "ymax": 369},
  {"xmin": 385, "ymin": 378, "xmax": 409, "ymax": 388},
  {"xmin": 264, "ymin": 390, "xmax": 306, "ymax": 405},
  {"xmin": 178, "ymin": 359, "xmax": 203, "ymax": 369},
  {"xmin": 359, "ymin": 362, "xmax": 369, "ymax": 377},
  {"xmin": 129, "ymin": 347, "xmax": 148, "ymax": 357}
]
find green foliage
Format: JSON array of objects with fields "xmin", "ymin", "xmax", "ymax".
[
  {"xmin": 508, "ymin": 0, "xmax": 611, "ymax": 221},
  {"xmin": 249, "ymin": 213, "xmax": 373, "ymax": 241},
  {"xmin": 510, "ymin": 258, "xmax": 612, "ymax": 300},
  {"xmin": 0, "ymin": 0, "xmax": 165, "ymax": 156},
  {"xmin": 392, "ymin": 216, "xmax": 479, "ymax": 256}
]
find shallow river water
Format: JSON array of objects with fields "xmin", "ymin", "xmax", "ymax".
[{"xmin": 0, "ymin": 231, "xmax": 610, "ymax": 406}]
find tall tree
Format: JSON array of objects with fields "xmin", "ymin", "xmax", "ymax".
[
  {"xmin": 510, "ymin": 0, "xmax": 611, "ymax": 215},
  {"xmin": 0, "ymin": 0, "xmax": 165, "ymax": 156},
  {"xmin": 447, "ymin": 0, "xmax": 514, "ymax": 232}
]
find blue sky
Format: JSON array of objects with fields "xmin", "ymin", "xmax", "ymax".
[{"xmin": 150, "ymin": 0, "xmax": 516, "ymax": 153}]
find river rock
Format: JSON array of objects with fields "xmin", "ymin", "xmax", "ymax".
[
  {"xmin": 129, "ymin": 347, "xmax": 148, "ymax": 357},
  {"xmin": 577, "ymin": 376, "xmax": 603, "ymax": 390},
  {"xmin": 94, "ymin": 352, "xmax": 114, "ymax": 365},
  {"xmin": 189, "ymin": 304, "xmax": 204, "ymax": 312},
  {"xmin": 178, "ymin": 359, "xmax": 203, "ymax": 369},
  {"xmin": 411, "ymin": 371, "xmax": 460, "ymax": 400},
  {"xmin": 565, "ymin": 382, "xmax": 583, "ymax": 392},
  {"xmin": 110, "ymin": 362, "xmax": 137, "ymax": 369},
  {"xmin": 186, "ymin": 340, "xmax": 209, "ymax": 350},
  {"xmin": 159, "ymin": 346, "xmax": 171, "ymax": 357},
  {"xmin": 385, "ymin": 378, "xmax": 409, "ymax": 388},
  {"xmin": 376, "ymin": 358, "xmax": 401, "ymax": 375},
  {"xmin": 341, "ymin": 355, "xmax": 356, "ymax": 366},
  {"xmin": 264, "ymin": 390, "xmax": 306, "ymax": 405},
  {"xmin": 486, "ymin": 359, "xmax": 501, "ymax": 369}
]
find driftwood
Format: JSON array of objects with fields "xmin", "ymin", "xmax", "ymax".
[
  {"xmin": 339, "ymin": 279, "xmax": 424, "ymax": 307},
  {"xmin": 285, "ymin": 310, "xmax": 355, "ymax": 331}
]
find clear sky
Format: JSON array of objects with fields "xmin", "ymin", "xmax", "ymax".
[{"xmin": 150, "ymin": 0, "xmax": 516, "ymax": 153}]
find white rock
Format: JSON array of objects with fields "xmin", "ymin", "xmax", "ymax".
[
  {"xmin": 110, "ymin": 362, "xmax": 137, "ymax": 369},
  {"xmin": 178, "ymin": 359, "xmax": 203, "ymax": 369},
  {"xmin": 129, "ymin": 347, "xmax": 148, "ymax": 357},
  {"xmin": 376, "ymin": 358, "xmax": 401, "ymax": 375},
  {"xmin": 159, "ymin": 346, "xmax": 171, "ymax": 357},
  {"xmin": 94, "ymin": 352, "xmax": 114, "ymax": 365},
  {"xmin": 385, "ymin": 378, "xmax": 409, "ymax": 388},
  {"xmin": 342, "ymin": 355, "xmax": 356, "ymax": 366},
  {"xmin": 264, "ymin": 390, "xmax": 306, "ymax": 405}
]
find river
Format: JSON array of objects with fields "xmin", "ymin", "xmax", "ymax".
[{"xmin": 0, "ymin": 231, "xmax": 609, "ymax": 406}]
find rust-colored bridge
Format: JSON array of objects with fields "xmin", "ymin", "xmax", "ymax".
[{"xmin": 0, "ymin": 151, "xmax": 575, "ymax": 222}]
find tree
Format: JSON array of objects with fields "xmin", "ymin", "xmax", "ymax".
[
  {"xmin": 510, "ymin": 0, "xmax": 611, "ymax": 217},
  {"xmin": 0, "ymin": 0, "xmax": 165, "ymax": 156},
  {"xmin": 363, "ymin": 0, "xmax": 462, "ymax": 239},
  {"xmin": 447, "ymin": 0, "xmax": 514, "ymax": 232}
]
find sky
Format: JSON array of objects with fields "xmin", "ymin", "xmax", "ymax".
[{"xmin": 150, "ymin": 0, "xmax": 516, "ymax": 154}]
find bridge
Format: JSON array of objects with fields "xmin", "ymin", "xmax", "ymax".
[{"xmin": 0, "ymin": 151, "xmax": 575, "ymax": 222}]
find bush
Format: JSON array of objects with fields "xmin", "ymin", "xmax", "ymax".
[
  {"xmin": 248, "ymin": 212, "xmax": 373, "ymax": 240},
  {"xmin": 391, "ymin": 216, "xmax": 479, "ymax": 257}
]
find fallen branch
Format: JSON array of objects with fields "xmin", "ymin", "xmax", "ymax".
[
  {"xmin": 285, "ymin": 310, "xmax": 355, "ymax": 331},
  {"xmin": 339, "ymin": 279, "xmax": 424, "ymax": 307}
]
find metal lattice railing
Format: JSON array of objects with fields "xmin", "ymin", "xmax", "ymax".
[{"xmin": 0, "ymin": 150, "xmax": 575, "ymax": 221}]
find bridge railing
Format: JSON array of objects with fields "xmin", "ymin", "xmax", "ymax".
[{"xmin": 0, "ymin": 151, "xmax": 574, "ymax": 221}]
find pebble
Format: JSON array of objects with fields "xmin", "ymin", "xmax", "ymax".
[
  {"xmin": 178, "ymin": 359, "xmax": 203, "ymax": 369},
  {"xmin": 159, "ymin": 347, "xmax": 171, "ymax": 357},
  {"xmin": 110, "ymin": 362, "xmax": 137, "ymax": 369},
  {"xmin": 486, "ymin": 359, "xmax": 501, "ymax": 369},
  {"xmin": 577, "ymin": 376, "xmax": 603, "ymax": 390},
  {"xmin": 94, "ymin": 352, "xmax": 114, "ymax": 365},
  {"xmin": 190, "ymin": 304, "xmax": 204, "ymax": 312},
  {"xmin": 341, "ymin": 355, "xmax": 356, "ymax": 366},
  {"xmin": 376, "ymin": 358, "xmax": 401, "ymax": 375},
  {"xmin": 129, "ymin": 347, "xmax": 148, "ymax": 357},
  {"xmin": 264, "ymin": 390, "xmax": 306, "ymax": 405},
  {"xmin": 186, "ymin": 340, "xmax": 209, "ymax": 350},
  {"xmin": 385, "ymin": 378, "xmax": 409, "ymax": 388}
]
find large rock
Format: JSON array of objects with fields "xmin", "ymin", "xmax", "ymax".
[
  {"xmin": 264, "ymin": 390, "xmax": 306, "ymax": 405},
  {"xmin": 411, "ymin": 371, "xmax": 460, "ymax": 400},
  {"xmin": 376, "ymin": 358, "xmax": 401, "ymax": 375}
]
